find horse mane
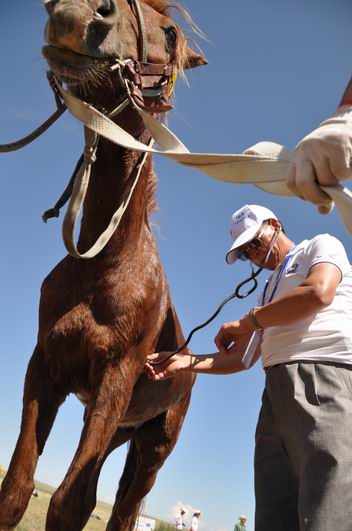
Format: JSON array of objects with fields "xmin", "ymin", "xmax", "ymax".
[{"xmin": 146, "ymin": 158, "xmax": 158, "ymax": 214}]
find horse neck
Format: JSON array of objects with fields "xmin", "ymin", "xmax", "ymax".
[{"xmin": 76, "ymin": 127, "xmax": 153, "ymax": 259}]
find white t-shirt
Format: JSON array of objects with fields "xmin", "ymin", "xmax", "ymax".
[
  {"xmin": 260, "ymin": 234, "xmax": 352, "ymax": 368},
  {"xmin": 191, "ymin": 516, "xmax": 199, "ymax": 531}
]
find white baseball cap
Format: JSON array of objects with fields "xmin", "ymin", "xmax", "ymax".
[{"xmin": 225, "ymin": 204, "xmax": 277, "ymax": 264}]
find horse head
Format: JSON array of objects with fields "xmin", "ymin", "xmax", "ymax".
[{"xmin": 42, "ymin": 0, "xmax": 207, "ymax": 112}]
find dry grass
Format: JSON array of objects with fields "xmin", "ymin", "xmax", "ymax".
[
  {"xmin": 0, "ymin": 474, "xmax": 111, "ymax": 530},
  {"xmin": 17, "ymin": 494, "xmax": 111, "ymax": 531},
  {"xmin": 0, "ymin": 472, "xmax": 170, "ymax": 530}
]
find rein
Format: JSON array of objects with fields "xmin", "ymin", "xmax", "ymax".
[{"xmin": 0, "ymin": 72, "xmax": 66, "ymax": 153}]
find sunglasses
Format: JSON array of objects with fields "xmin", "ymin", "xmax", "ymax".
[{"xmin": 237, "ymin": 230, "xmax": 264, "ymax": 261}]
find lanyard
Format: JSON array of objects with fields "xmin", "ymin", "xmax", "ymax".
[{"xmin": 262, "ymin": 246, "xmax": 296, "ymax": 305}]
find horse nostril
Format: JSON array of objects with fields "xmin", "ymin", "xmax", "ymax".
[
  {"xmin": 44, "ymin": 0, "xmax": 60, "ymax": 16},
  {"xmin": 96, "ymin": 0, "xmax": 115, "ymax": 17}
]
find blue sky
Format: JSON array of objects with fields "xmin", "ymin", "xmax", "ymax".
[{"xmin": 0, "ymin": 1, "xmax": 351, "ymax": 530}]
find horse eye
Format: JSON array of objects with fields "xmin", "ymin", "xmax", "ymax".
[{"xmin": 164, "ymin": 27, "xmax": 177, "ymax": 48}]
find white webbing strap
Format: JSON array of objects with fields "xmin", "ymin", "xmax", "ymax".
[
  {"xmin": 62, "ymin": 126, "xmax": 99, "ymax": 258},
  {"xmin": 58, "ymin": 86, "xmax": 352, "ymax": 246},
  {"xmin": 62, "ymin": 126, "xmax": 153, "ymax": 259}
]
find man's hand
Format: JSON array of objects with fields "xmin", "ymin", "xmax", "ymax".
[
  {"xmin": 214, "ymin": 318, "xmax": 253, "ymax": 355},
  {"xmin": 145, "ymin": 351, "xmax": 191, "ymax": 381},
  {"xmin": 287, "ymin": 106, "xmax": 352, "ymax": 212}
]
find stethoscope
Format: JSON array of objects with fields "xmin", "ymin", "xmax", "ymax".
[{"xmin": 150, "ymin": 226, "xmax": 282, "ymax": 365}]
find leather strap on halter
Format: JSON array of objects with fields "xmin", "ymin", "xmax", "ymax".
[
  {"xmin": 129, "ymin": 0, "xmax": 148, "ymax": 62},
  {"xmin": 125, "ymin": 0, "xmax": 176, "ymax": 112}
]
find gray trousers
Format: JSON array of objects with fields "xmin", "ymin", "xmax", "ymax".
[{"xmin": 255, "ymin": 362, "xmax": 352, "ymax": 531}]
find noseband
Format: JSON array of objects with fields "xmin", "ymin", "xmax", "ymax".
[{"xmin": 113, "ymin": 0, "xmax": 177, "ymax": 113}]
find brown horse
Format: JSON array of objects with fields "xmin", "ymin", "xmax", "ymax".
[{"xmin": 0, "ymin": 1, "xmax": 205, "ymax": 530}]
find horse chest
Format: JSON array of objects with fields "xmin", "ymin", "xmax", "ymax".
[{"xmin": 44, "ymin": 270, "xmax": 166, "ymax": 359}]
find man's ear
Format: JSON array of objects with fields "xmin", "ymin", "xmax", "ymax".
[
  {"xmin": 183, "ymin": 44, "xmax": 208, "ymax": 69},
  {"xmin": 268, "ymin": 218, "xmax": 279, "ymax": 228}
]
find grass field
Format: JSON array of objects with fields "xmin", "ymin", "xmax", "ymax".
[
  {"xmin": 0, "ymin": 471, "xmax": 173, "ymax": 530},
  {"xmin": 0, "ymin": 473, "xmax": 111, "ymax": 530}
]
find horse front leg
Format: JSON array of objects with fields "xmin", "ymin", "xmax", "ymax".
[
  {"xmin": 46, "ymin": 360, "xmax": 138, "ymax": 531},
  {"xmin": 0, "ymin": 346, "xmax": 65, "ymax": 530},
  {"xmin": 107, "ymin": 391, "xmax": 192, "ymax": 531}
]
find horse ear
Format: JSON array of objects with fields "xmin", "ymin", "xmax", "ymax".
[{"xmin": 183, "ymin": 45, "xmax": 208, "ymax": 69}]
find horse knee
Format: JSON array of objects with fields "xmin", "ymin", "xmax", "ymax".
[
  {"xmin": 0, "ymin": 497, "xmax": 28, "ymax": 530},
  {"xmin": 0, "ymin": 478, "xmax": 35, "ymax": 530},
  {"xmin": 46, "ymin": 491, "xmax": 72, "ymax": 531},
  {"xmin": 0, "ymin": 502, "xmax": 19, "ymax": 531},
  {"xmin": 47, "ymin": 486, "xmax": 94, "ymax": 531}
]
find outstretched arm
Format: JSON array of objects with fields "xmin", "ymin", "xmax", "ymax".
[
  {"xmin": 145, "ymin": 332, "xmax": 261, "ymax": 381},
  {"xmin": 287, "ymin": 76, "xmax": 352, "ymax": 211}
]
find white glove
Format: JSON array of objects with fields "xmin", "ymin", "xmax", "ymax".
[{"xmin": 287, "ymin": 105, "xmax": 352, "ymax": 214}]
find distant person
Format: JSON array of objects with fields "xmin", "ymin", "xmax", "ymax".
[
  {"xmin": 175, "ymin": 508, "xmax": 186, "ymax": 529},
  {"xmin": 234, "ymin": 515, "xmax": 247, "ymax": 531},
  {"xmin": 190, "ymin": 511, "xmax": 201, "ymax": 531},
  {"xmin": 287, "ymin": 77, "xmax": 352, "ymax": 215},
  {"xmin": 146, "ymin": 204, "xmax": 352, "ymax": 531}
]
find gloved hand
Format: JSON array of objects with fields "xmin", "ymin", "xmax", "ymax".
[{"xmin": 287, "ymin": 105, "xmax": 352, "ymax": 214}]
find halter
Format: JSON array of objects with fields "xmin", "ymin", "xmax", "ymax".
[
  {"xmin": 0, "ymin": 0, "xmax": 177, "ymax": 155},
  {"xmin": 112, "ymin": 0, "xmax": 177, "ymax": 114}
]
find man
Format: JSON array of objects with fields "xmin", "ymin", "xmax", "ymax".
[
  {"xmin": 175, "ymin": 508, "xmax": 186, "ymax": 529},
  {"xmin": 146, "ymin": 204, "xmax": 352, "ymax": 531},
  {"xmin": 287, "ymin": 77, "xmax": 352, "ymax": 213},
  {"xmin": 190, "ymin": 511, "xmax": 201, "ymax": 531},
  {"xmin": 234, "ymin": 515, "xmax": 247, "ymax": 531}
]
